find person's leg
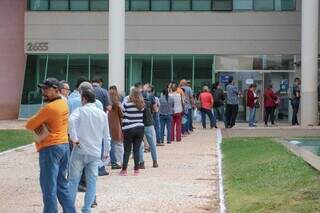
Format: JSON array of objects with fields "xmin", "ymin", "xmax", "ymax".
[
  {"xmin": 292, "ymin": 100, "xmax": 300, "ymax": 125},
  {"xmin": 56, "ymin": 144, "xmax": 76, "ymax": 213},
  {"xmin": 122, "ymin": 131, "xmax": 133, "ymax": 170},
  {"xmin": 230, "ymin": 105, "xmax": 237, "ymax": 127},
  {"xmin": 82, "ymin": 157, "xmax": 100, "ymax": 213},
  {"xmin": 201, "ymin": 108, "xmax": 206, "ymax": 128},
  {"xmin": 214, "ymin": 108, "xmax": 220, "ymax": 121},
  {"xmin": 166, "ymin": 115, "xmax": 172, "ymax": 143},
  {"xmin": 218, "ymin": 105, "xmax": 227, "ymax": 128},
  {"xmin": 39, "ymin": 145, "xmax": 62, "ymax": 213},
  {"xmin": 248, "ymin": 107, "xmax": 254, "ymax": 127},
  {"xmin": 270, "ymin": 107, "xmax": 275, "ymax": 125},
  {"xmin": 265, "ymin": 107, "xmax": 271, "ymax": 125},
  {"xmin": 133, "ymin": 128, "xmax": 144, "ymax": 170},
  {"xmin": 114, "ymin": 142, "xmax": 124, "ymax": 165},
  {"xmin": 176, "ymin": 113, "xmax": 182, "ymax": 141},
  {"xmin": 110, "ymin": 140, "xmax": 117, "ymax": 166},
  {"xmin": 160, "ymin": 115, "xmax": 165, "ymax": 143},
  {"xmin": 207, "ymin": 109, "xmax": 215, "ymax": 128},
  {"xmin": 153, "ymin": 112, "xmax": 161, "ymax": 144},
  {"xmin": 171, "ymin": 114, "xmax": 176, "ymax": 141},
  {"xmin": 225, "ymin": 104, "xmax": 231, "ymax": 127},
  {"xmin": 69, "ymin": 148, "xmax": 85, "ymax": 205},
  {"xmin": 144, "ymin": 126, "xmax": 158, "ymax": 161},
  {"xmin": 188, "ymin": 108, "xmax": 193, "ymax": 131}
]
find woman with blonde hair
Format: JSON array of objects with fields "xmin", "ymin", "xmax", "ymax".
[
  {"xmin": 108, "ymin": 85, "xmax": 124, "ymax": 170},
  {"xmin": 120, "ymin": 87, "xmax": 145, "ymax": 176}
]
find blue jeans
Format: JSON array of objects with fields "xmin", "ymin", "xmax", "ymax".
[
  {"xmin": 69, "ymin": 148, "xmax": 100, "ymax": 213},
  {"xmin": 188, "ymin": 108, "xmax": 193, "ymax": 131},
  {"xmin": 153, "ymin": 112, "xmax": 161, "ymax": 143},
  {"xmin": 140, "ymin": 126, "xmax": 158, "ymax": 162},
  {"xmin": 214, "ymin": 105, "xmax": 226, "ymax": 127},
  {"xmin": 110, "ymin": 140, "xmax": 124, "ymax": 165},
  {"xmin": 200, "ymin": 108, "xmax": 215, "ymax": 128},
  {"xmin": 248, "ymin": 107, "xmax": 256, "ymax": 127},
  {"xmin": 39, "ymin": 143, "xmax": 76, "ymax": 213},
  {"xmin": 160, "ymin": 114, "xmax": 172, "ymax": 143},
  {"xmin": 182, "ymin": 109, "xmax": 192, "ymax": 134}
]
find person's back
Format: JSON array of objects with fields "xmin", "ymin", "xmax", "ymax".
[
  {"xmin": 181, "ymin": 85, "xmax": 193, "ymax": 109},
  {"xmin": 169, "ymin": 92, "xmax": 183, "ymax": 113},
  {"xmin": 200, "ymin": 91, "xmax": 213, "ymax": 110},
  {"xmin": 264, "ymin": 88, "xmax": 275, "ymax": 108},
  {"xmin": 159, "ymin": 95, "xmax": 174, "ymax": 115},
  {"xmin": 213, "ymin": 88, "xmax": 225, "ymax": 108},
  {"xmin": 226, "ymin": 84, "xmax": 239, "ymax": 105},
  {"xmin": 72, "ymin": 103, "xmax": 108, "ymax": 157}
]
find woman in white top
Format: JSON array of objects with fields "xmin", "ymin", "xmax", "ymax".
[{"xmin": 169, "ymin": 82, "xmax": 183, "ymax": 142}]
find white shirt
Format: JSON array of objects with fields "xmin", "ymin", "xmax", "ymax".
[{"xmin": 69, "ymin": 103, "xmax": 111, "ymax": 158}]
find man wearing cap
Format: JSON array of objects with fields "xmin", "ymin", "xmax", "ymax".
[{"xmin": 25, "ymin": 78, "xmax": 76, "ymax": 213}]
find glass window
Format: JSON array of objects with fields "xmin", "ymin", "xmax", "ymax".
[
  {"xmin": 46, "ymin": 55, "xmax": 68, "ymax": 80},
  {"xmin": 91, "ymin": 0, "xmax": 108, "ymax": 11},
  {"xmin": 70, "ymin": 0, "xmax": 89, "ymax": 10},
  {"xmin": 172, "ymin": 0, "xmax": 191, "ymax": 11},
  {"xmin": 254, "ymin": 0, "xmax": 274, "ymax": 11},
  {"xmin": 253, "ymin": 55, "xmax": 263, "ymax": 69},
  {"xmin": 233, "ymin": 0, "xmax": 253, "ymax": 10},
  {"xmin": 151, "ymin": 0, "xmax": 170, "ymax": 11},
  {"xmin": 172, "ymin": 56, "xmax": 193, "ymax": 84},
  {"xmin": 215, "ymin": 55, "xmax": 254, "ymax": 70},
  {"xmin": 275, "ymin": 0, "xmax": 295, "ymax": 11},
  {"xmin": 126, "ymin": 0, "xmax": 130, "ymax": 10},
  {"xmin": 29, "ymin": 0, "xmax": 49, "ymax": 10},
  {"xmin": 19, "ymin": 55, "xmax": 47, "ymax": 118},
  {"xmin": 192, "ymin": 0, "xmax": 211, "ymax": 11},
  {"xmin": 153, "ymin": 56, "xmax": 172, "ymax": 94},
  {"xmin": 130, "ymin": 55, "xmax": 152, "ymax": 86},
  {"xmin": 131, "ymin": 0, "xmax": 150, "ymax": 11},
  {"xmin": 90, "ymin": 55, "xmax": 108, "ymax": 89},
  {"xmin": 213, "ymin": 0, "xmax": 233, "ymax": 10},
  {"xmin": 50, "ymin": 0, "xmax": 69, "ymax": 10},
  {"xmin": 68, "ymin": 55, "xmax": 89, "ymax": 90},
  {"xmin": 194, "ymin": 56, "xmax": 213, "ymax": 94}
]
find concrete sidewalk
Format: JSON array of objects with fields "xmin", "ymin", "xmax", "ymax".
[{"xmin": 0, "ymin": 127, "xmax": 218, "ymax": 213}]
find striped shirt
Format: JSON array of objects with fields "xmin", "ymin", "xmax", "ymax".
[{"xmin": 122, "ymin": 101, "xmax": 144, "ymax": 130}]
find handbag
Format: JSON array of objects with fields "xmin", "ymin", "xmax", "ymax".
[{"xmin": 254, "ymin": 100, "xmax": 260, "ymax": 108}]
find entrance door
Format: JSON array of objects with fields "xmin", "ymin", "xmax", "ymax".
[{"xmin": 218, "ymin": 72, "xmax": 263, "ymax": 122}]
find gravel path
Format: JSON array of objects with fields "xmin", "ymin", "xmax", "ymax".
[{"xmin": 0, "ymin": 128, "xmax": 218, "ymax": 213}]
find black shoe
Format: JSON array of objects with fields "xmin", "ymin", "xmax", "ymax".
[
  {"xmin": 139, "ymin": 161, "xmax": 145, "ymax": 169},
  {"xmin": 98, "ymin": 167, "xmax": 109, "ymax": 176},
  {"xmin": 78, "ymin": 184, "xmax": 86, "ymax": 192},
  {"xmin": 111, "ymin": 164, "xmax": 122, "ymax": 170},
  {"xmin": 91, "ymin": 198, "xmax": 97, "ymax": 208}
]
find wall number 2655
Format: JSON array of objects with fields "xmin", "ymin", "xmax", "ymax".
[{"xmin": 27, "ymin": 42, "xmax": 49, "ymax": 51}]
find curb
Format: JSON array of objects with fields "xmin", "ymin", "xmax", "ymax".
[
  {"xmin": 0, "ymin": 143, "xmax": 34, "ymax": 156},
  {"xmin": 217, "ymin": 128, "xmax": 226, "ymax": 213}
]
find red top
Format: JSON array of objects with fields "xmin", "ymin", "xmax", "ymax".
[
  {"xmin": 199, "ymin": 92, "xmax": 214, "ymax": 110},
  {"xmin": 246, "ymin": 89, "xmax": 255, "ymax": 108},
  {"xmin": 264, "ymin": 88, "xmax": 276, "ymax": 108}
]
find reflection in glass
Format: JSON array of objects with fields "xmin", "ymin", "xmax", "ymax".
[
  {"xmin": 192, "ymin": 0, "xmax": 211, "ymax": 11},
  {"xmin": 172, "ymin": 56, "xmax": 193, "ymax": 84},
  {"xmin": 153, "ymin": 56, "xmax": 172, "ymax": 94},
  {"xmin": 275, "ymin": 0, "xmax": 295, "ymax": 11},
  {"xmin": 90, "ymin": 55, "xmax": 108, "ymax": 89},
  {"xmin": 151, "ymin": 0, "xmax": 170, "ymax": 11},
  {"xmin": 194, "ymin": 56, "xmax": 213, "ymax": 94},
  {"xmin": 68, "ymin": 55, "xmax": 89, "ymax": 90},
  {"xmin": 70, "ymin": 0, "xmax": 89, "ymax": 10},
  {"xmin": 233, "ymin": 0, "xmax": 253, "ymax": 10},
  {"xmin": 46, "ymin": 55, "xmax": 68, "ymax": 81},
  {"xmin": 172, "ymin": 0, "xmax": 191, "ymax": 11},
  {"xmin": 30, "ymin": 0, "xmax": 49, "ymax": 10},
  {"xmin": 254, "ymin": 0, "xmax": 274, "ymax": 11},
  {"xmin": 90, "ymin": 0, "xmax": 108, "ymax": 10},
  {"xmin": 213, "ymin": 0, "xmax": 233, "ymax": 11},
  {"xmin": 131, "ymin": 0, "xmax": 150, "ymax": 11},
  {"xmin": 50, "ymin": 0, "xmax": 69, "ymax": 10}
]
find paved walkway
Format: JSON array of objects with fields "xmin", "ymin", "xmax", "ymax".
[{"xmin": 0, "ymin": 127, "xmax": 218, "ymax": 213}]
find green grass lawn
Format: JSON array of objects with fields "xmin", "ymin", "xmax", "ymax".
[
  {"xmin": 0, "ymin": 130, "xmax": 33, "ymax": 152},
  {"xmin": 222, "ymin": 137, "xmax": 320, "ymax": 213}
]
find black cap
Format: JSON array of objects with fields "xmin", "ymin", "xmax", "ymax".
[{"xmin": 38, "ymin": 78, "xmax": 60, "ymax": 89}]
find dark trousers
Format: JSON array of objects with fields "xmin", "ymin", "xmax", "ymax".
[
  {"xmin": 264, "ymin": 107, "xmax": 275, "ymax": 125},
  {"xmin": 122, "ymin": 127, "xmax": 144, "ymax": 170},
  {"xmin": 200, "ymin": 108, "xmax": 215, "ymax": 128},
  {"xmin": 291, "ymin": 99, "xmax": 300, "ymax": 125},
  {"xmin": 188, "ymin": 109, "xmax": 193, "ymax": 131},
  {"xmin": 225, "ymin": 104, "xmax": 238, "ymax": 127}
]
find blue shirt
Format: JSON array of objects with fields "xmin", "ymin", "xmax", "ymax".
[{"xmin": 68, "ymin": 91, "xmax": 103, "ymax": 114}]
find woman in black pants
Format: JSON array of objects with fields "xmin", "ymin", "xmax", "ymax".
[{"xmin": 120, "ymin": 87, "xmax": 145, "ymax": 176}]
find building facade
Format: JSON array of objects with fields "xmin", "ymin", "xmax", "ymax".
[{"xmin": 0, "ymin": 0, "xmax": 319, "ymax": 124}]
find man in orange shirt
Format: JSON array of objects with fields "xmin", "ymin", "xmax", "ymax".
[{"xmin": 26, "ymin": 78, "xmax": 76, "ymax": 213}]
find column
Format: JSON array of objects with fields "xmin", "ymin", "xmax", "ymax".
[
  {"xmin": 301, "ymin": 0, "xmax": 319, "ymax": 126},
  {"xmin": 108, "ymin": 0, "xmax": 125, "ymax": 94}
]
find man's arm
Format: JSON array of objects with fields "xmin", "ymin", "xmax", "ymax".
[
  {"xmin": 69, "ymin": 108, "xmax": 80, "ymax": 143},
  {"xmin": 105, "ymin": 90, "xmax": 112, "ymax": 112},
  {"xmin": 103, "ymin": 113, "xmax": 111, "ymax": 154},
  {"xmin": 25, "ymin": 107, "xmax": 49, "ymax": 130}
]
